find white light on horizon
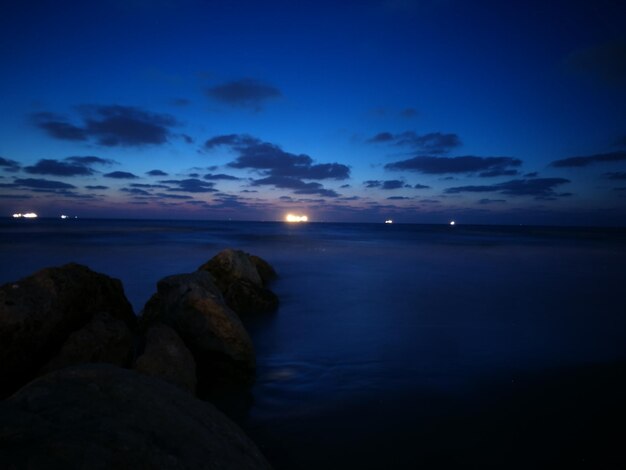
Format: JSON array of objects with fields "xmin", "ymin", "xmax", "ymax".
[
  {"xmin": 12, "ymin": 212, "xmax": 38, "ymax": 219},
  {"xmin": 285, "ymin": 214, "xmax": 308, "ymax": 223},
  {"xmin": 385, "ymin": 219, "xmax": 393, "ymax": 224},
  {"xmin": 450, "ymin": 220, "xmax": 456, "ymax": 226}
]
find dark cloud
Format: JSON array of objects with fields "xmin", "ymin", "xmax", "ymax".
[
  {"xmin": 419, "ymin": 199, "xmax": 440, "ymax": 204},
  {"xmin": 564, "ymin": 41, "xmax": 626, "ymax": 88},
  {"xmin": 365, "ymin": 179, "xmax": 404, "ymax": 190},
  {"xmin": 604, "ymin": 172, "xmax": 626, "ymax": 180},
  {"xmin": 121, "ymin": 187, "xmax": 151, "ymax": 196},
  {"xmin": 159, "ymin": 178, "xmax": 217, "ymax": 193},
  {"xmin": 524, "ymin": 172, "xmax": 539, "ymax": 178},
  {"xmin": 171, "ymin": 98, "xmax": 190, "ymax": 106},
  {"xmin": 252, "ymin": 176, "xmax": 339, "ymax": 197},
  {"xmin": 104, "ymin": 171, "xmax": 139, "ymax": 179},
  {"xmin": 445, "ymin": 178, "xmax": 570, "ymax": 199},
  {"xmin": 479, "ymin": 169, "xmax": 519, "ymax": 177},
  {"xmin": 181, "ymin": 134, "xmax": 194, "ymax": 144},
  {"xmin": 32, "ymin": 106, "xmax": 178, "ymax": 146},
  {"xmin": 146, "ymin": 169, "xmax": 168, "ymax": 176},
  {"xmin": 414, "ymin": 183, "xmax": 430, "ymax": 189},
  {"xmin": 131, "ymin": 183, "xmax": 169, "ymax": 189},
  {"xmin": 85, "ymin": 185, "xmax": 109, "ymax": 190},
  {"xmin": 206, "ymin": 79, "xmax": 281, "ymax": 110},
  {"xmin": 386, "ymin": 155, "xmax": 521, "ymax": 175},
  {"xmin": 24, "ymin": 159, "xmax": 94, "ymax": 176},
  {"xmin": 31, "ymin": 112, "xmax": 87, "ymax": 141},
  {"xmin": 550, "ymin": 151, "xmax": 626, "ymax": 167},
  {"xmin": 14, "ymin": 178, "xmax": 76, "ymax": 189},
  {"xmin": 387, "ymin": 196, "xmax": 411, "ymax": 200},
  {"xmin": 66, "ymin": 156, "xmax": 116, "ymax": 165},
  {"xmin": 203, "ymin": 173, "xmax": 240, "ymax": 180},
  {"xmin": 207, "ymin": 134, "xmax": 350, "ymax": 180},
  {"xmin": 368, "ymin": 131, "xmax": 461, "ymax": 154},
  {"xmin": 188, "ymin": 173, "xmax": 200, "ymax": 178},
  {"xmin": 0, "ymin": 194, "xmax": 31, "ymax": 199},
  {"xmin": 0, "ymin": 157, "xmax": 21, "ymax": 172},
  {"xmin": 155, "ymin": 193, "xmax": 194, "ymax": 200},
  {"xmin": 400, "ymin": 108, "xmax": 418, "ymax": 118},
  {"xmin": 478, "ymin": 199, "xmax": 507, "ymax": 204},
  {"xmin": 340, "ymin": 184, "xmax": 351, "ymax": 188}
]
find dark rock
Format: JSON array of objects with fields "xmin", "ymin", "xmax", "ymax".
[
  {"xmin": 198, "ymin": 249, "xmax": 279, "ymax": 315},
  {"xmin": 224, "ymin": 280, "xmax": 279, "ymax": 315},
  {"xmin": 249, "ymin": 254, "xmax": 278, "ymax": 285},
  {"xmin": 198, "ymin": 248, "xmax": 262, "ymax": 291},
  {"xmin": 0, "ymin": 364, "xmax": 272, "ymax": 470},
  {"xmin": 0, "ymin": 263, "xmax": 135, "ymax": 398},
  {"xmin": 142, "ymin": 272, "xmax": 255, "ymax": 387},
  {"xmin": 41, "ymin": 311, "xmax": 133, "ymax": 374},
  {"xmin": 134, "ymin": 323, "xmax": 197, "ymax": 394}
]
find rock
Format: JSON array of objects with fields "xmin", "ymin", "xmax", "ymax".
[
  {"xmin": 223, "ymin": 280, "xmax": 279, "ymax": 316},
  {"xmin": 141, "ymin": 272, "xmax": 255, "ymax": 388},
  {"xmin": 198, "ymin": 249, "xmax": 279, "ymax": 315},
  {"xmin": 0, "ymin": 364, "xmax": 272, "ymax": 470},
  {"xmin": 0, "ymin": 263, "xmax": 135, "ymax": 397},
  {"xmin": 249, "ymin": 254, "xmax": 278, "ymax": 285},
  {"xmin": 198, "ymin": 248, "xmax": 263, "ymax": 291},
  {"xmin": 41, "ymin": 311, "xmax": 133, "ymax": 374},
  {"xmin": 134, "ymin": 323, "xmax": 197, "ymax": 394}
]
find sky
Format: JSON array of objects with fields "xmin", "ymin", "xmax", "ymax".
[{"xmin": 1, "ymin": 0, "xmax": 626, "ymax": 225}]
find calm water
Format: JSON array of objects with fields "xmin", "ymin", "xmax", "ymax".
[{"xmin": 1, "ymin": 219, "xmax": 625, "ymax": 468}]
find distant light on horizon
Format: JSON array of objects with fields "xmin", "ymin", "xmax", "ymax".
[
  {"xmin": 285, "ymin": 214, "xmax": 309, "ymax": 223},
  {"xmin": 385, "ymin": 219, "xmax": 393, "ymax": 224},
  {"xmin": 12, "ymin": 212, "xmax": 38, "ymax": 219},
  {"xmin": 450, "ymin": 220, "xmax": 455, "ymax": 226}
]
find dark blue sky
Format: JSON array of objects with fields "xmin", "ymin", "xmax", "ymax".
[{"xmin": 1, "ymin": 0, "xmax": 626, "ymax": 224}]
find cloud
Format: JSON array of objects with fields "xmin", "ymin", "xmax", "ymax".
[
  {"xmin": 131, "ymin": 183, "xmax": 169, "ymax": 189},
  {"xmin": 85, "ymin": 185, "xmax": 109, "ymax": 190},
  {"xmin": 414, "ymin": 183, "xmax": 430, "ymax": 189},
  {"xmin": 203, "ymin": 173, "xmax": 240, "ymax": 181},
  {"xmin": 564, "ymin": 41, "xmax": 626, "ymax": 88},
  {"xmin": 24, "ymin": 159, "xmax": 93, "ymax": 176},
  {"xmin": 121, "ymin": 187, "xmax": 151, "ymax": 196},
  {"xmin": 478, "ymin": 199, "xmax": 507, "ymax": 204},
  {"xmin": 66, "ymin": 156, "xmax": 116, "ymax": 165},
  {"xmin": 251, "ymin": 176, "xmax": 339, "ymax": 197},
  {"xmin": 206, "ymin": 134, "xmax": 350, "ymax": 180},
  {"xmin": 386, "ymin": 155, "xmax": 522, "ymax": 174},
  {"xmin": 206, "ymin": 79, "xmax": 281, "ymax": 110},
  {"xmin": 13, "ymin": 178, "xmax": 76, "ymax": 189},
  {"xmin": 387, "ymin": 196, "xmax": 411, "ymax": 200},
  {"xmin": 364, "ymin": 179, "xmax": 404, "ymax": 190},
  {"xmin": 104, "ymin": 171, "xmax": 139, "ymax": 179},
  {"xmin": 367, "ymin": 131, "xmax": 461, "ymax": 154},
  {"xmin": 0, "ymin": 157, "xmax": 21, "ymax": 172},
  {"xmin": 445, "ymin": 178, "xmax": 570, "ymax": 199},
  {"xmin": 604, "ymin": 172, "xmax": 626, "ymax": 180},
  {"xmin": 479, "ymin": 169, "xmax": 519, "ymax": 177},
  {"xmin": 159, "ymin": 178, "xmax": 217, "ymax": 193},
  {"xmin": 146, "ymin": 169, "xmax": 168, "ymax": 176},
  {"xmin": 400, "ymin": 108, "xmax": 418, "ymax": 118},
  {"xmin": 550, "ymin": 151, "xmax": 626, "ymax": 167},
  {"xmin": 32, "ymin": 105, "xmax": 178, "ymax": 146},
  {"xmin": 524, "ymin": 172, "xmax": 539, "ymax": 178},
  {"xmin": 155, "ymin": 193, "xmax": 194, "ymax": 200}
]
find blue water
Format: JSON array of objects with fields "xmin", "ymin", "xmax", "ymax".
[{"xmin": 1, "ymin": 218, "xmax": 625, "ymax": 467}]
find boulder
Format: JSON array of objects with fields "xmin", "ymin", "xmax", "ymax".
[
  {"xmin": 0, "ymin": 263, "xmax": 135, "ymax": 397},
  {"xmin": 134, "ymin": 323, "xmax": 197, "ymax": 394},
  {"xmin": 41, "ymin": 311, "xmax": 133, "ymax": 374},
  {"xmin": 141, "ymin": 272, "xmax": 255, "ymax": 388},
  {"xmin": 0, "ymin": 364, "xmax": 272, "ymax": 470},
  {"xmin": 198, "ymin": 249, "xmax": 279, "ymax": 315}
]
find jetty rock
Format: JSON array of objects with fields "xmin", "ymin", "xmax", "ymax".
[
  {"xmin": 198, "ymin": 249, "xmax": 279, "ymax": 315},
  {"xmin": 0, "ymin": 364, "xmax": 272, "ymax": 470},
  {"xmin": 0, "ymin": 263, "xmax": 135, "ymax": 398},
  {"xmin": 134, "ymin": 322, "xmax": 197, "ymax": 394},
  {"xmin": 141, "ymin": 271, "xmax": 255, "ymax": 388}
]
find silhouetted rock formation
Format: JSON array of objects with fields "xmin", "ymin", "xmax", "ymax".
[
  {"xmin": 0, "ymin": 263, "xmax": 135, "ymax": 397},
  {"xmin": 198, "ymin": 249, "xmax": 278, "ymax": 315},
  {"xmin": 134, "ymin": 323, "xmax": 197, "ymax": 394},
  {"xmin": 0, "ymin": 364, "xmax": 272, "ymax": 470},
  {"xmin": 141, "ymin": 271, "xmax": 255, "ymax": 388}
]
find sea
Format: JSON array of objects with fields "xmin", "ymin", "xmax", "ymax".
[{"xmin": 1, "ymin": 218, "xmax": 625, "ymax": 468}]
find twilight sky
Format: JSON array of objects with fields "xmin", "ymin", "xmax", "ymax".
[{"xmin": 1, "ymin": 0, "xmax": 626, "ymax": 225}]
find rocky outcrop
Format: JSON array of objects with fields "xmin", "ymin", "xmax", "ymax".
[
  {"xmin": 0, "ymin": 263, "xmax": 135, "ymax": 397},
  {"xmin": 41, "ymin": 311, "xmax": 133, "ymax": 374},
  {"xmin": 198, "ymin": 249, "xmax": 278, "ymax": 315},
  {"xmin": 141, "ymin": 271, "xmax": 255, "ymax": 387},
  {"xmin": 0, "ymin": 364, "xmax": 272, "ymax": 470},
  {"xmin": 134, "ymin": 323, "xmax": 197, "ymax": 394}
]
